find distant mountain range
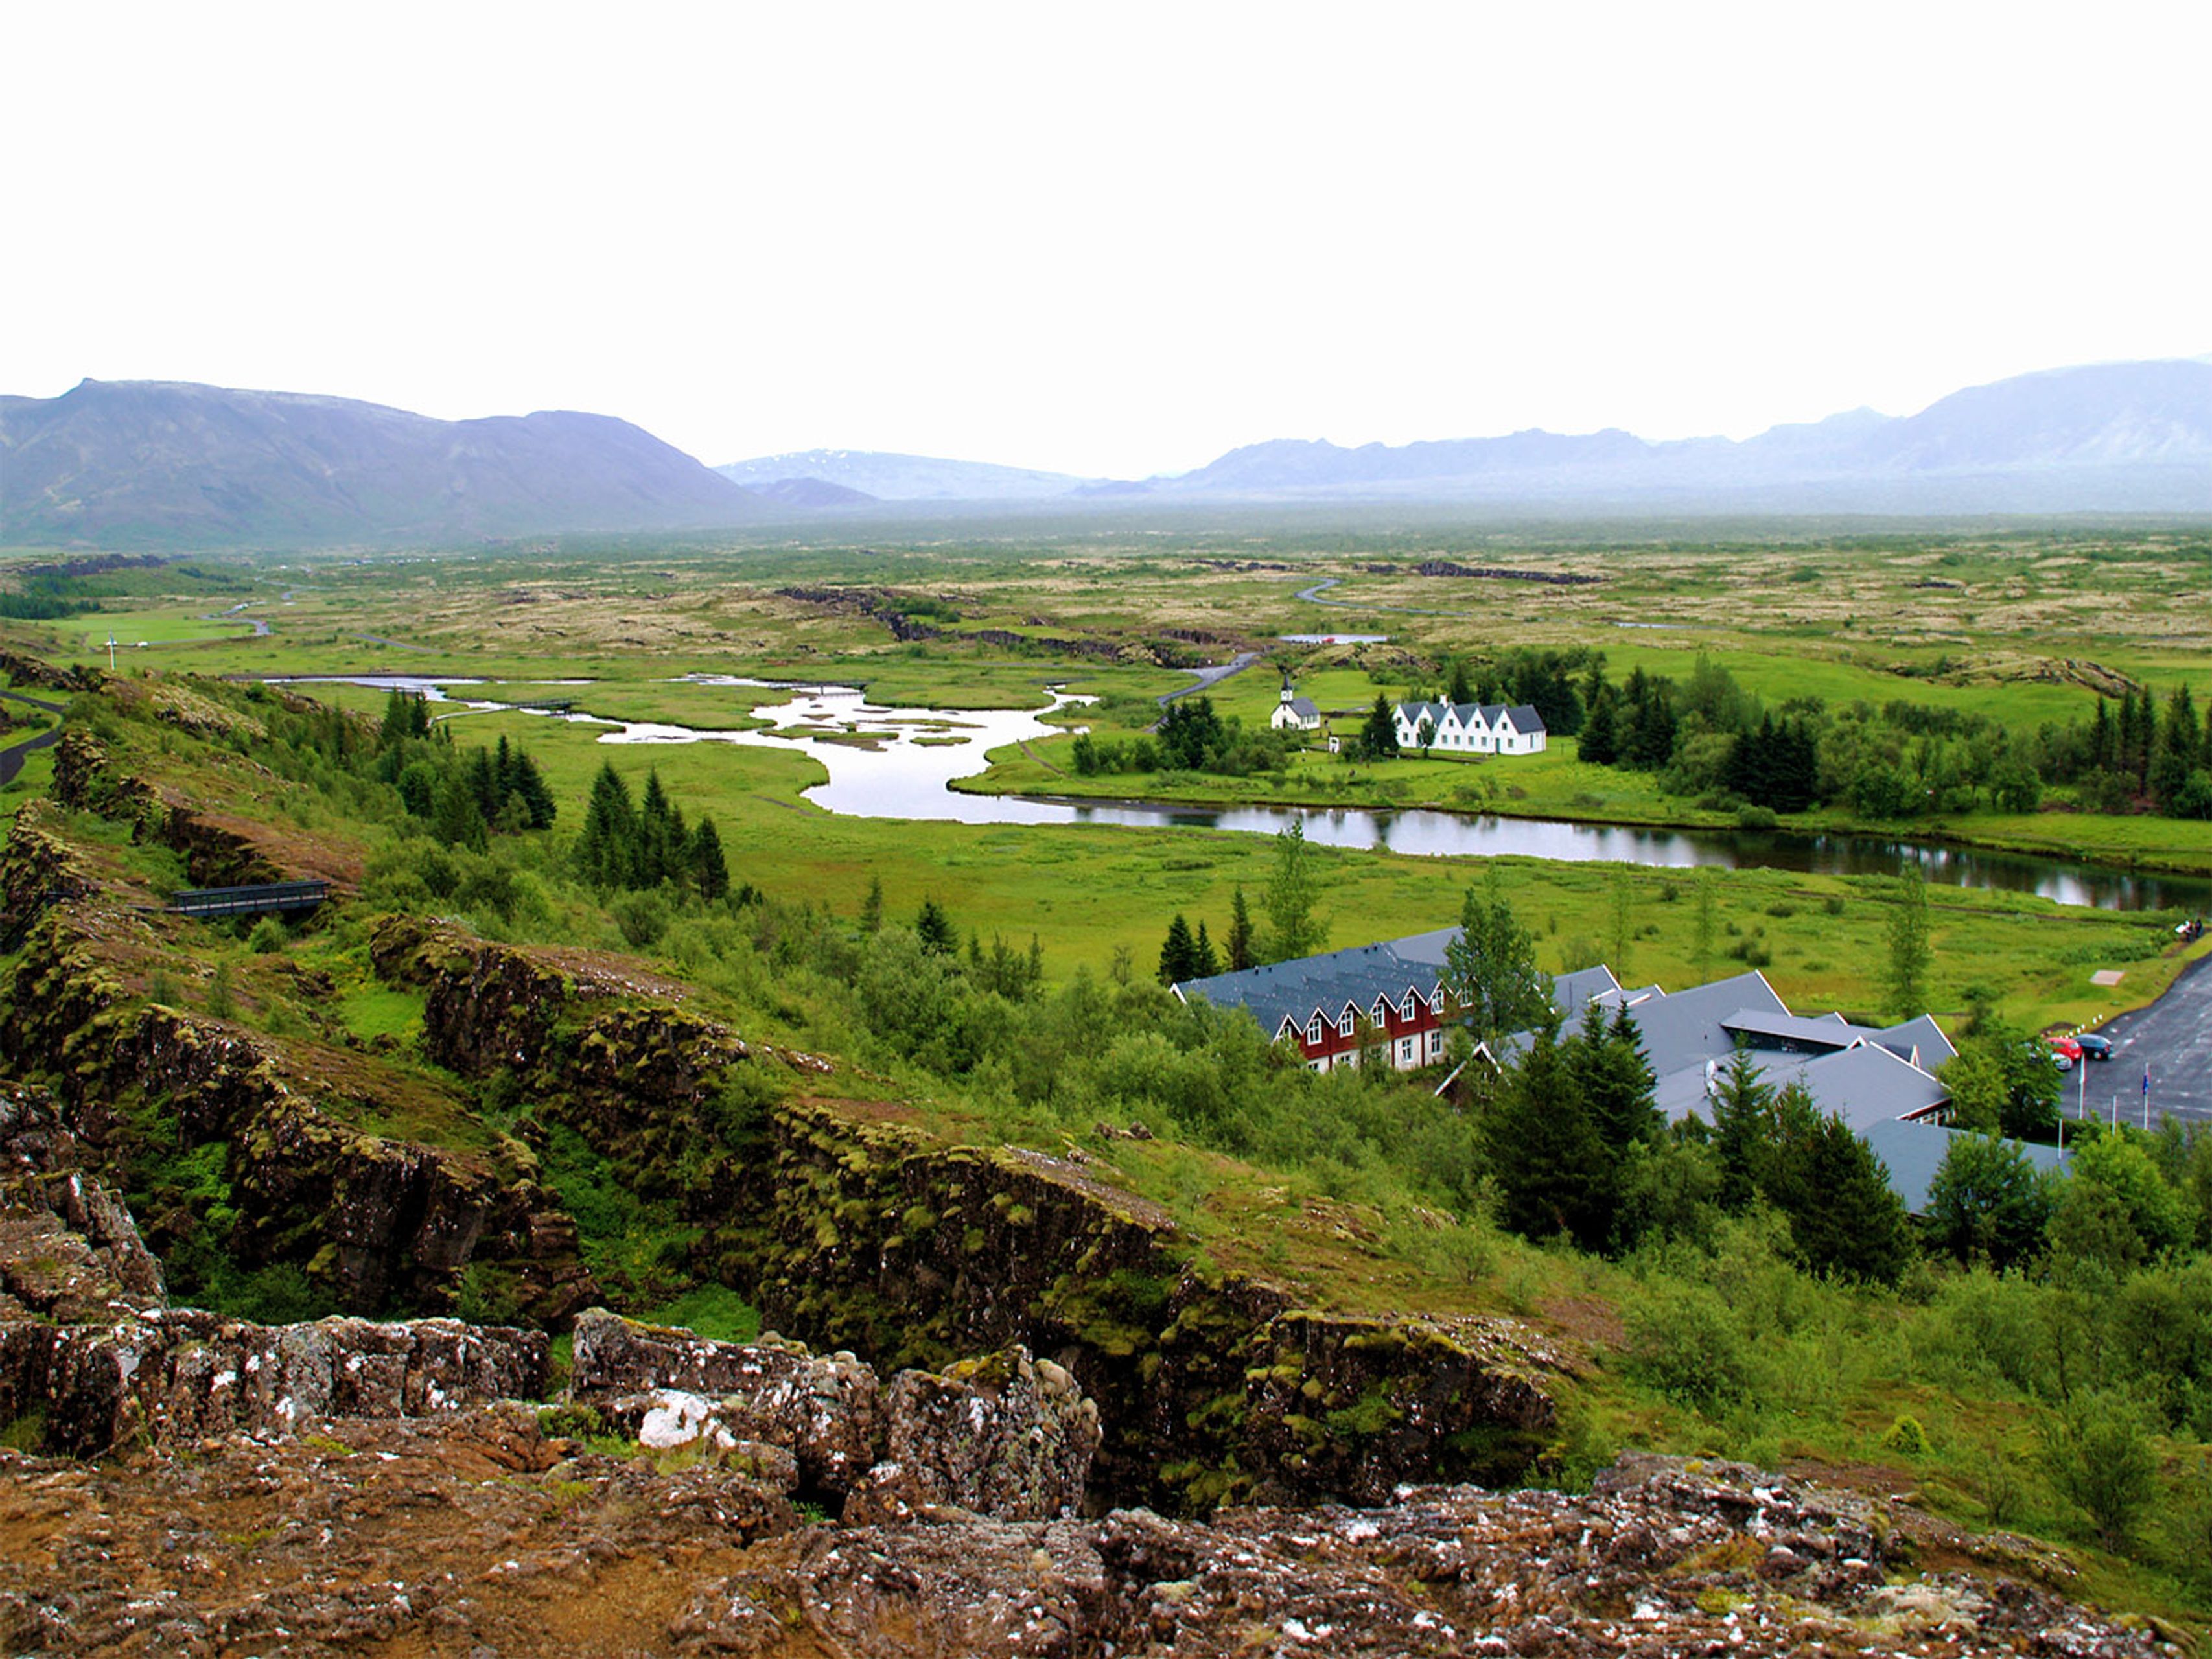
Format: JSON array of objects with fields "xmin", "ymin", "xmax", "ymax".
[
  {"xmin": 4, "ymin": 361, "xmax": 2207, "ymax": 553},
  {"xmin": 715, "ymin": 450, "xmax": 1094, "ymax": 502},
  {"xmin": 0, "ymin": 380, "xmax": 765, "ymax": 548},
  {"xmin": 723, "ymin": 359, "xmax": 2212, "ymax": 513}
]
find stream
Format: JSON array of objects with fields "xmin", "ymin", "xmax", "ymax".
[{"xmin": 264, "ymin": 675, "xmax": 2211, "ymax": 912}]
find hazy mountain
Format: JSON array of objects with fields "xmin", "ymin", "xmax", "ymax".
[
  {"xmin": 716, "ymin": 449, "xmax": 1096, "ymax": 502},
  {"xmin": 750, "ymin": 476, "xmax": 878, "ymax": 508},
  {"xmin": 1127, "ymin": 360, "xmax": 2212, "ymax": 511},
  {"xmin": 0, "ymin": 380, "xmax": 767, "ymax": 548}
]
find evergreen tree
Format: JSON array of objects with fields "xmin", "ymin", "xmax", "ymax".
[
  {"xmin": 1570, "ymin": 1001, "xmax": 1660, "ymax": 1154},
  {"xmin": 2089, "ymin": 695, "xmax": 2117, "ymax": 772},
  {"xmin": 2151, "ymin": 684, "xmax": 2200, "ymax": 811},
  {"xmin": 1709, "ymin": 1045, "xmax": 1776, "ymax": 1209},
  {"xmin": 1158, "ymin": 914, "xmax": 1199, "ymax": 985},
  {"xmin": 1447, "ymin": 658, "xmax": 1474, "ymax": 705},
  {"xmin": 431, "ymin": 774, "xmax": 489, "ymax": 853},
  {"xmin": 576, "ymin": 762, "xmax": 638, "ymax": 887},
  {"xmin": 509, "ymin": 747, "xmax": 556, "ymax": 828},
  {"xmin": 464, "ymin": 746, "xmax": 500, "ymax": 820},
  {"xmin": 1578, "ymin": 683, "xmax": 1620, "ymax": 766},
  {"xmin": 1484, "ymin": 1024, "xmax": 1609, "ymax": 1251},
  {"xmin": 638, "ymin": 770, "xmax": 681, "ymax": 886},
  {"xmin": 860, "ymin": 874, "xmax": 885, "ymax": 934},
  {"xmin": 689, "ymin": 817, "xmax": 730, "ymax": 901},
  {"xmin": 915, "ymin": 898, "xmax": 957, "ymax": 955},
  {"xmin": 1778, "ymin": 1109, "xmax": 1915, "ymax": 1284},
  {"xmin": 1358, "ymin": 694, "xmax": 1399, "ymax": 761},
  {"xmin": 1192, "ymin": 921, "xmax": 1220, "ymax": 980},
  {"xmin": 1226, "ymin": 886, "xmax": 1256, "ymax": 972}
]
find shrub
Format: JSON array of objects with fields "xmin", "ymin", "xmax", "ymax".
[
  {"xmin": 1626, "ymin": 1280, "xmax": 1754, "ymax": 1409},
  {"xmin": 2041, "ymin": 1387, "xmax": 2160, "ymax": 1548}
]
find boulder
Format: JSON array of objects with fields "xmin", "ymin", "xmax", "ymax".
[
  {"xmin": 848, "ymin": 1345, "xmax": 1100, "ymax": 1524},
  {"xmin": 570, "ymin": 1308, "xmax": 881, "ymax": 1492}
]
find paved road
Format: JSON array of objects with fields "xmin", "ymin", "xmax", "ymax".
[
  {"xmin": 2076, "ymin": 949, "xmax": 2212, "ymax": 1127},
  {"xmin": 0, "ymin": 689, "xmax": 67, "ymax": 789},
  {"xmin": 1293, "ymin": 577, "xmax": 1452, "ymax": 618},
  {"xmin": 1157, "ymin": 651, "xmax": 1261, "ymax": 707}
]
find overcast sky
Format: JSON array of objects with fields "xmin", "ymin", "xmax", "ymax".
[{"xmin": 6, "ymin": 2, "xmax": 2207, "ymax": 479}]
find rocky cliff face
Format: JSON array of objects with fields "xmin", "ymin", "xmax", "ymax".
[{"xmin": 379, "ymin": 914, "xmax": 1565, "ymax": 1513}]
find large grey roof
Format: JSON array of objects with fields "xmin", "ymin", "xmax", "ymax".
[
  {"xmin": 1175, "ymin": 927, "xmax": 1459, "ymax": 1036},
  {"xmin": 1500, "ymin": 704, "xmax": 1546, "ymax": 732},
  {"xmin": 1861, "ymin": 1120, "xmax": 2071, "ymax": 1214}
]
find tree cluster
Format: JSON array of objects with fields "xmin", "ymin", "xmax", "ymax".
[
  {"xmin": 576, "ymin": 761, "xmax": 729, "ymax": 899},
  {"xmin": 1071, "ymin": 696, "xmax": 1298, "ymax": 778}
]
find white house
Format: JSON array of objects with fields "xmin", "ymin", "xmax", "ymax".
[
  {"xmin": 1271, "ymin": 673, "xmax": 1322, "ymax": 732},
  {"xmin": 1391, "ymin": 700, "xmax": 1547, "ymax": 756}
]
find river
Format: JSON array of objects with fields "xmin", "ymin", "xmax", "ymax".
[{"xmin": 265, "ymin": 675, "xmax": 2211, "ymax": 913}]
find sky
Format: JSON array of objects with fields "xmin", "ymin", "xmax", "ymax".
[{"xmin": 6, "ymin": 2, "xmax": 2208, "ymax": 480}]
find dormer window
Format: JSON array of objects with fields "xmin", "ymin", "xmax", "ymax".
[
  {"xmin": 1338, "ymin": 1009, "xmax": 1356, "ymax": 1037},
  {"xmin": 1307, "ymin": 1016, "xmax": 1325, "ymax": 1045},
  {"xmin": 1402, "ymin": 993, "xmax": 1417, "ymax": 1021},
  {"xmin": 1371, "ymin": 997, "xmax": 1390, "ymax": 1023}
]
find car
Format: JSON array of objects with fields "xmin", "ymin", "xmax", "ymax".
[
  {"xmin": 2048, "ymin": 1035, "xmax": 2082, "ymax": 1069},
  {"xmin": 2075, "ymin": 1032, "xmax": 2113, "ymax": 1061}
]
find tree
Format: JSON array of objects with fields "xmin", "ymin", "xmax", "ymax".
[
  {"xmin": 1940, "ymin": 1020, "xmax": 2060, "ymax": 1141},
  {"xmin": 1157, "ymin": 914, "xmax": 1198, "ymax": 985},
  {"xmin": 1261, "ymin": 819, "xmax": 1327, "ymax": 962},
  {"xmin": 430, "ymin": 774, "xmax": 489, "ymax": 853},
  {"xmin": 1443, "ymin": 869, "xmax": 1551, "ymax": 1050},
  {"xmin": 1226, "ymin": 886, "xmax": 1256, "ymax": 972},
  {"xmin": 1357, "ymin": 695, "xmax": 1399, "ymax": 761},
  {"xmin": 1447, "ymin": 658, "xmax": 1474, "ymax": 706},
  {"xmin": 1571, "ymin": 1001, "xmax": 1660, "ymax": 1155},
  {"xmin": 1483, "ymin": 1024, "xmax": 1609, "ymax": 1251},
  {"xmin": 576, "ymin": 762, "xmax": 638, "ymax": 887},
  {"xmin": 1607, "ymin": 867, "xmax": 1635, "ymax": 982},
  {"xmin": 1926, "ymin": 1131, "xmax": 2055, "ymax": 1268},
  {"xmin": 1157, "ymin": 697, "xmax": 1226, "ymax": 771},
  {"xmin": 1191, "ymin": 921, "xmax": 1220, "ymax": 980},
  {"xmin": 915, "ymin": 897, "xmax": 957, "ymax": 955},
  {"xmin": 860, "ymin": 874, "xmax": 884, "ymax": 933},
  {"xmin": 1691, "ymin": 868, "xmax": 1719, "ymax": 980},
  {"xmin": 1777, "ymin": 1109, "xmax": 1916, "ymax": 1284},
  {"xmin": 1708, "ymin": 1045, "xmax": 1776, "ymax": 1209},
  {"xmin": 1579, "ymin": 683, "xmax": 1620, "ymax": 766},
  {"xmin": 1881, "ymin": 863, "xmax": 1933, "ymax": 1019},
  {"xmin": 688, "ymin": 817, "xmax": 730, "ymax": 901},
  {"xmin": 2042, "ymin": 1387, "xmax": 2161, "ymax": 1549}
]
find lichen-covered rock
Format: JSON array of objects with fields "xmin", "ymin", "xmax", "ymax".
[
  {"xmin": 0, "ymin": 1081, "xmax": 167, "ymax": 1320},
  {"xmin": 0, "ymin": 1310, "xmax": 548, "ymax": 1455},
  {"xmin": 571, "ymin": 1308, "xmax": 881, "ymax": 1493},
  {"xmin": 848, "ymin": 1345, "xmax": 1100, "ymax": 1525}
]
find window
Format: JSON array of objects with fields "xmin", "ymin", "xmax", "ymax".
[
  {"xmin": 1399, "ymin": 1038, "xmax": 1414, "ymax": 1063},
  {"xmin": 1307, "ymin": 1016, "xmax": 1323, "ymax": 1045},
  {"xmin": 1339, "ymin": 1008, "xmax": 1356, "ymax": 1037},
  {"xmin": 1401, "ymin": 993, "xmax": 1417, "ymax": 1021}
]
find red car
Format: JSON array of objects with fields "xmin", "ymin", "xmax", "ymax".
[{"xmin": 2049, "ymin": 1035, "xmax": 2083, "ymax": 1069}]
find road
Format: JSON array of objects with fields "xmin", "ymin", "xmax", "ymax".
[
  {"xmin": 1157, "ymin": 651, "xmax": 1261, "ymax": 707},
  {"xmin": 2076, "ymin": 948, "xmax": 2212, "ymax": 1127},
  {"xmin": 0, "ymin": 689, "xmax": 67, "ymax": 789}
]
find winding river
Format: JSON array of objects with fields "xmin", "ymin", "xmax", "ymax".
[{"xmin": 268, "ymin": 675, "xmax": 2211, "ymax": 913}]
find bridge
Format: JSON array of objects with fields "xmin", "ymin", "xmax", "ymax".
[{"xmin": 169, "ymin": 879, "xmax": 332, "ymax": 919}]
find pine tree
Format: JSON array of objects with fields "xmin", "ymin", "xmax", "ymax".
[
  {"xmin": 1579, "ymin": 683, "xmax": 1620, "ymax": 766},
  {"xmin": 1777, "ymin": 1111, "xmax": 1915, "ymax": 1285},
  {"xmin": 638, "ymin": 770, "xmax": 677, "ymax": 886},
  {"xmin": 689, "ymin": 817, "xmax": 730, "ymax": 901},
  {"xmin": 860, "ymin": 874, "xmax": 885, "ymax": 934},
  {"xmin": 2090, "ymin": 696, "xmax": 2117, "ymax": 772},
  {"xmin": 1158, "ymin": 914, "xmax": 1198, "ymax": 985},
  {"xmin": 1570, "ymin": 1001, "xmax": 1660, "ymax": 1154},
  {"xmin": 431, "ymin": 774, "xmax": 489, "ymax": 853},
  {"xmin": 1709, "ymin": 1045, "xmax": 1775, "ymax": 1209},
  {"xmin": 1227, "ymin": 886, "xmax": 1256, "ymax": 972},
  {"xmin": 1447, "ymin": 658, "xmax": 1474, "ymax": 705},
  {"xmin": 1483, "ymin": 1025, "xmax": 1608, "ymax": 1251},
  {"xmin": 1192, "ymin": 921, "xmax": 1220, "ymax": 980},
  {"xmin": 2151, "ymin": 684, "xmax": 2200, "ymax": 810},
  {"xmin": 1358, "ymin": 694, "xmax": 1399, "ymax": 761},
  {"xmin": 915, "ymin": 898, "xmax": 957, "ymax": 955},
  {"xmin": 576, "ymin": 762, "xmax": 637, "ymax": 887},
  {"xmin": 511, "ymin": 748, "xmax": 556, "ymax": 828}
]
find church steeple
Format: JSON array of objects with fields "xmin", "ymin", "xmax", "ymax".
[{"xmin": 1279, "ymin": 669, "xmax": 1294, "ymax": 705}]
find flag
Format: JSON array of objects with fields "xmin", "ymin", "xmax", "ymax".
[{"xmin": 2142, "ymin": 1065, "xmax": 2151, "ymax": 1099}]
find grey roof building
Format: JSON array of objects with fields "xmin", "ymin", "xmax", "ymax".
[{"xmin": 1861, "ymin": 1119, "xmax": 2071, "ymax": 1214}]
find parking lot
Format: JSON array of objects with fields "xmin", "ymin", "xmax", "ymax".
[{"xmin": 2076, "ymin": 949, "xmax": 2212, "ymax": 1128}]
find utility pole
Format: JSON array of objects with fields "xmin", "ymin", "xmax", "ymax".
[{"xmin": 106, "ymin": 634, "xmax": 117, "ymax": 673}]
